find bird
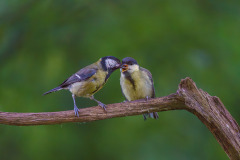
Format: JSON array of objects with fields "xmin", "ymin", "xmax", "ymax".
[
  {"xmin": 120, "ymin": 57, "xmax": 159, "ymax": 120},
  {"xmin": 43, "ymin": 56, "xmax": 121, "ymax": 117}
]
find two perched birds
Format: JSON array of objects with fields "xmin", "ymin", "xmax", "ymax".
[{"xmin": 43, "ymin": 56, "xmax": 158, "ymax": 120}]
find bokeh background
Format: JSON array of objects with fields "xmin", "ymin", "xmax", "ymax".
[{"xmin": 1, "ymin": 0, "xmax": 240, "ymax": 160}]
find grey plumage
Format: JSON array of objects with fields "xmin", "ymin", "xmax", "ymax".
[
  {"xmin": 140, "ymin": 68, "xmax": 159, "ymax": 120},
  {"xmin": 43, "ymin": 86, "xmax": 62, "ymax": 95}
]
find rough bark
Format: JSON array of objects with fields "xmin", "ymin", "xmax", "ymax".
[
  {"xmin": 178, "ymin": 78, "xmax": 240, "ymax": 160},
  {"xmin": 0, "ymin": 77, "xmax": 239, "ymax": 159}
]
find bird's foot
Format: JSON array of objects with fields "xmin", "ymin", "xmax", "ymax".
[
  {"xmin": 98, "ymin": 102, "xmax": 107, "ymax": 111},
  {"xmin": 89, "ymin": 96, "xmax": 107, "ymax": 111},
  {"xmin": 74, "ymin": 105, "xmax": 80, "ymax": 117},
  {"xmin": 121, "ymin": 100, "xmax": 127, "ymax": 104}
]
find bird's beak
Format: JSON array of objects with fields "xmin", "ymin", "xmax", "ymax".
[
  {"xmin": 116, "ymin": 63, "xmax": 121, "ymax": 69},
  {"xmin": 114, "ymin": 63, "xmax": 121, "ymax": 69},
  {"xmin": 121, "ymin": 64, "xmax": 128, "ymax": 72}
]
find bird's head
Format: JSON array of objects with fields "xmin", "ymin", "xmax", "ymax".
[
  {"xmin": 101, "ymin": 56, "xmax": 121, "ymax": 72},
  {"xmin": 121, "ymin": 57, "xmax": 139, "ymax": 73}
]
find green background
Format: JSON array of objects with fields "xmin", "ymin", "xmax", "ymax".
[{"xmin": 1, "ymin": 0, "xmax": 240, "ymax": 160}]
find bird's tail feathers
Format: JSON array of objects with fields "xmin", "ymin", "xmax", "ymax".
[
  {"xmin": 143, "ymin": 112, "xmax": 159, "ymax": 120},
  {"xmin": 43, "ymin": 86, "xmax": 62, "ymax": 95}
]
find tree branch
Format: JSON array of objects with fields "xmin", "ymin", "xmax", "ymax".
[
  {"xmin": 0, "ymin": 93, "xmax": 185, "ymax": 126},
  {"xmin": 0, "ymin": 77, "xmax": 239, "ymax": 159}
]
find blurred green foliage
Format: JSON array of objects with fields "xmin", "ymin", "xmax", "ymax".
[{"xmin": 1, "ymin": 0, "xmax": 240, "ymax": 159}]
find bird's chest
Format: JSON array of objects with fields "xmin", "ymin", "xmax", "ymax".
[{"xmin": 120, "ymin": 72, "xmax": 152, "ymax": 101}]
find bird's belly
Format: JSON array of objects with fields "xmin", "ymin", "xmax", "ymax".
[
  {"xmin": 69, "ymin": 80, "xmax": 104, "ymax": 97},
  {"xmin": 121, "ymin": 79, "xmax": 152, "ymax": 101}
]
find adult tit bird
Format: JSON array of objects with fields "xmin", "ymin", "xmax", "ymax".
[
  {"xmin": 43, "ymin": 56, "xmax": 121, "ymax": 117},
  {"xmin": 120, "ymin": 57, "xmax": 159, "ymax": 120}
]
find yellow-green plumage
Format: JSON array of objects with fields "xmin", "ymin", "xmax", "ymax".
[
  {"xmin": 120, "ymin": 57, "xmax": 158, "ymax": 120},
  {"xmin": 120, "ymin": 68, "xmax": 153, "ymax": 101}
]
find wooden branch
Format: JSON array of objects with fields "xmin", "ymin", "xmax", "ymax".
[
  {"xmin": 0, "ymin": 93, "xmax": 185, "ymax": 126},
  {"xmin": 178, "ymin": 78, "xmax": 240, "ymax": 160},
  {"xmin": 0, "ymin": 77, "xmax": 239, "ymax": 159}
]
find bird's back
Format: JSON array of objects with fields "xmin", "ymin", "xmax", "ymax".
[{"xmin": 69, "ymin": 61, "xmax": 108, "ymax": 97}]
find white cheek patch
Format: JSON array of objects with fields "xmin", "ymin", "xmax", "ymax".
[
  {"xmin": 128, "ymin": 64, "xmax": 139, "ymax": 73},
  {"xmin": 106, "ymin": 59, "xmax": 117, "ymax": 69}
]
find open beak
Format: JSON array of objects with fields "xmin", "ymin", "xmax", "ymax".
[{"xmin": 121, "ymin": 64, "xmax": 128, "ymax": 72}]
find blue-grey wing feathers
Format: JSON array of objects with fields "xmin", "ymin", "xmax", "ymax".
[
  {"xmin": 140, "ymin": 67, "xmax": 155, "ymax": 98},
  {"xmin": 59, "ymin": 69, "xmax": 96, "ymax": 88},
  {"xmin": 140, "ymin": 67, "xmax": 159, "ymax": 120},
  {"xmin": 43, "ymin": 68, "xmax": 97, "ymax": 95}
]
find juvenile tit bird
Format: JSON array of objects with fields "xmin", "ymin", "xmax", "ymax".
[
  {"xmin": 120, "ymin": 57, "xmax": 159, "ymax": 120},
  {"xmin": 43, "ymin": 56, "xmax": 121, "ymax": 117}
]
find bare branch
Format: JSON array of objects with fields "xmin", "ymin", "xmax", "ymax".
[
  {"xmin": 0, "ymin": 93, "xmax": 185, "ymax": 126},
  {"xmin": 0, "ymin": 77, "xmax": 239, "ymax": 159}
]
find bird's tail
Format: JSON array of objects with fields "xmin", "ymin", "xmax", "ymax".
[
  {"xmin": 143, "ymin": 112, "xmax": 159, "ymax": 120},
  {"xmin": 43, "ymin": 86, "xmax": 62, "ymax": 95}
]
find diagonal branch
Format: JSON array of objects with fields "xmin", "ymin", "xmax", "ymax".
[{"xmin": 0, "ymin": 77, "xmax": 239, "ymax": 159}]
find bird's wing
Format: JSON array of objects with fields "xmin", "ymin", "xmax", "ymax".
[
  {"xmin": 140, "ymin": 67, "xmax": 155, "ymax": 98},
  {"xmin": 59, "ymin": 68, "xmax": 97, "ymax": 88}
]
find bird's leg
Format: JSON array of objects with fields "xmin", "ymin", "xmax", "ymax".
[
  {"xmin": 143, "ymin": 114, "xmax": 147, "ymax": 121},
  {"xmin": 144, "ymin": 96, "xmax": 159, "ymax": 120},
  {"xmin": 90, "ymin": 96, "xmax": 107, "ymax": 111},
  {"xmin": 72, "ymin": 94, "xmax": 79, "ymax": 117},
  {"xmin": 145, "ymin": 96, "xmax": 150, "ymax": 101}
]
